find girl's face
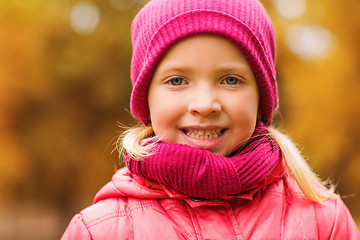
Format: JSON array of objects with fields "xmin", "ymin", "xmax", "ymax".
[{"xmin": 148, "ymin": 34, "xmax": 259, "ymax": 156}]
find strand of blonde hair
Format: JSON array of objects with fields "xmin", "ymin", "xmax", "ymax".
[
  {"xmin": 268, "ymin": 126, "xmax": 337, "ymax": 203},
  {"xmin": 117, "ymin": 125, "xmax": 157, "ymax": 160}
]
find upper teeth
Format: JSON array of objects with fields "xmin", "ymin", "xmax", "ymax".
[{"xmin": 184, "ymin": 129, "xmax": 223, "ymax": 140}]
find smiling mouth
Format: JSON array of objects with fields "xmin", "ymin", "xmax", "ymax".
[{"xmin": 182, "ymin": 128, "xmax": 226, "ymax": 140}]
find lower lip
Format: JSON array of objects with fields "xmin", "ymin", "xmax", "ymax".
[{"xmin": 181, "ymin": 131, "xmax": 225, "ymax": 152}]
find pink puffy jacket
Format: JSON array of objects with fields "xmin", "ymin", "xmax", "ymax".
[{"xmin": 62, "ymin": 167, "xmax": 360, "ymax": 239}]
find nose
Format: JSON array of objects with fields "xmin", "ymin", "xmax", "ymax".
[{"xmin": 188, "ymin": 85, "xmax": 221, "ymax": 116}]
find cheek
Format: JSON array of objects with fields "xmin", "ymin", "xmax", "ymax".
[
  {"xmin": 228, "ymin": 93, "xmax": 259, "ymax": 134},
  {"xmin": 228, "ymin": 92, "xmax": 259, "ymax": 120},
  {"xmin": 149, "ymin": 97, "xmax": 182, "ymax": 123},
  {"xmin": 148, "ymin": 97, "xmax": 184, "ymax": 140}
]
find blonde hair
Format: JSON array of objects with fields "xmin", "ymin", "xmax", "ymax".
[
  {"xmin": 268, "ymin": 126, "xmax": 337, "ymax": 203},
  {"xmin": 117, "ymin": 124, "xmax": 337, "ymax": 203}
]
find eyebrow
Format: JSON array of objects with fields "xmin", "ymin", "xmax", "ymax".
[
  {"xmin": 153, "ymin": 65, "xmax": 193, "ymax": 78},
  {"xmin": 154, "ymin": 63, "xmax": 252, "ymax": 76},
  {"xmin": 215, "ymin": 64, "xmax": 253, "ymax": 74}
]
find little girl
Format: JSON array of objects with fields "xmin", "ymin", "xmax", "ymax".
[{"xmin": 62, "ymin": 0, "xmax": 360, "ymax": 239}]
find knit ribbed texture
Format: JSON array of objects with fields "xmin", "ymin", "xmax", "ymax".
[
  {"xmin": 125, "ymin": 122, "xmax": 281, "ymax": 199},
  {"xmin": 130, "ymin": 0, "xmax": 278, "ymax": 125}
]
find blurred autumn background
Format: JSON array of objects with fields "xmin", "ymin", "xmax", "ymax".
[{"xmin": 0, "ymin": 0, "xmax": 359, "ymax": 239}]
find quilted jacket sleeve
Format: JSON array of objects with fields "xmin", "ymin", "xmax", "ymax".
[
  {"xmin": 329, "ymin": 198, "xmax": 360, "ymax": 239},
  {"xmin": 61, "ymin": 214, "xmax": 92, "ymax": 240}
]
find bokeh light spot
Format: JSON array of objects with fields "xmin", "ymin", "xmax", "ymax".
[
  {"xmin": 70, "ymin": 1, "xmax": 100, "ymax": 34},
  {"xmin": 286, "ymin": 24, "xmax": 335, "ymax": 61},
  {"xmin": 274, "ymin": 0, "xmax": 306, "ymax": 19}
]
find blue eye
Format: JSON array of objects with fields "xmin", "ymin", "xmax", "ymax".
[
  {"xmin": 222, "ymin": 76, "xmax": 241, "ymax": 85},
  {"xmin": 168, "ymin": 77, "xmax": 185, "ymax": 86}
]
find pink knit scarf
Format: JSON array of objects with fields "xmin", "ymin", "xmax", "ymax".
[{"xmin": 125, "ymin": 122, "xmax": 281, "ymax": 199}]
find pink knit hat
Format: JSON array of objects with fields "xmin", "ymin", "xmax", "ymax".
[{"xmin": 130, "ymin": 0, "xmax": 278, "ymax": 126}]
